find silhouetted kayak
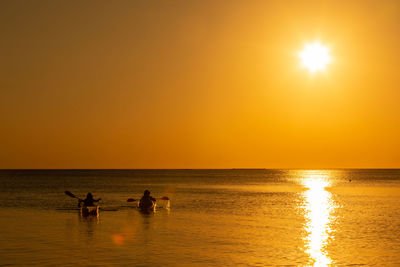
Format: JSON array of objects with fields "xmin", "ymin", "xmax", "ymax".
[
  {"xmin": 138, "ymin": 199, "xmax": 156, "ymax": 213},
  {"xmin": 80, "ymin": 206, "xmax": 99, "ymax": 217}
]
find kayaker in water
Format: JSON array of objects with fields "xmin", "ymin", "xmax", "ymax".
[
  {"xmin": 139, "ymin": 190, "xmax": 156, "ymax": 211},
  {"xmin": 79, "ymin": 193, "xmax": 101, "ymax": 207}
]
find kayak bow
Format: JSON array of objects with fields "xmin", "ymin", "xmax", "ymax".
[{"xmin": 80, "ymin": 206, "xmax": 99, "ymax": 217}]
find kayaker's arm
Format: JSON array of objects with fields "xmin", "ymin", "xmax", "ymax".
[{"xmin": 94, "ymin": 198, "xmax": 101, "ymax": 202}]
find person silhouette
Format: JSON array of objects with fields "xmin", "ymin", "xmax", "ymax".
[
  {"xmin": 139, "ymin": 190, "xmax": 156, "ymax": 211},
  {"xmin": 79, "ymin": 193, "xmax": 101, "ymax": 207}
]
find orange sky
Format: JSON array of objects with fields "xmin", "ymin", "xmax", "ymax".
[{"xmin": 1, "ymin": 0, "xmax": 399, "ymax": 169}]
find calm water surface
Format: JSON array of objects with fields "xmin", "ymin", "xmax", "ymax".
[{"xmin": 0, "ymin": 169, "xmax": 400, "ymax": 266}]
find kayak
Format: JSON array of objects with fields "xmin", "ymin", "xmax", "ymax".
[
  {"xmin": 138, "ymin": 199, "xmax": 156, "ymax": 213},
  {"xmin": 80, "ymin": 206, "xmax": 99, "ymax": 217}
]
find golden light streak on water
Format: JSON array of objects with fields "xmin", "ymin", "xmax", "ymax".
[{"xmin": 300, "ymin": 170, "xmax": 335, "ymax": 266}]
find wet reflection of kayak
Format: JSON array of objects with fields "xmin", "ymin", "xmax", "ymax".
[
  {"xmin": 138, "ymin": 199, "xmax": 156, "ymax": 213},
  {"xmin": 80, "ymin": 206, "xmax": 99, "ymax": 217}
]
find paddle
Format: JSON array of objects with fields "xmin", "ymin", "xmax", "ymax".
[
  {"xmin": 127, "ymin": 196, "xmax": 169, "ymax": 202},
  {"xmin": 65, "ymin": 191, "xmax": 83, "ymax": 207},
  {"xmin": 65, "ymin": 190, "xmax": 80, "ymax": 200}
]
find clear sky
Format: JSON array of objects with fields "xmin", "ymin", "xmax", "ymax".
[{"xmin": 1, "ymin": 0, "xmax": 399, "ymax": 169}]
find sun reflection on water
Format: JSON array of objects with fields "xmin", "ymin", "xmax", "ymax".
[{"xmin": 300, "ymin": 170, "xmax": 335, "ymax": 266}]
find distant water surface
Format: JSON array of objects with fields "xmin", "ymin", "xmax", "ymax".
[{"xmin": 0, "ymin": 169, "xmax": 400, "ymax": 266}]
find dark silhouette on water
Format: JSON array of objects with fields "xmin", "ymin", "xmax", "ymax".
[
  {"xmin": 79, "ymin": 193, "xmax": 101, "ymax": 207},
  {"xmin": 139, "ymin": 190, "xmax": 156, "ymax": 212},
  {"xmin": 64, "ymin": 191, "xmax": 101, "ymax": 216}
]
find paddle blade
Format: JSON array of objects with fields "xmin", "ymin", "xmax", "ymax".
[
  {"xmin": 127, "ymin": 198, "xmax": 137, "ymax": 202},
  {"xmin": 160, "ymin": 196, "xmax": 169, "ymax": 200},
  {"xmin": 65, "ymin": 191, "xmax": 76, "ymax": 198}
]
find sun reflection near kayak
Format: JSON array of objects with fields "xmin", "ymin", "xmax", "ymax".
[{"xmin": 300, "ymin": 170, "xmax": 335, "ymax": 266}]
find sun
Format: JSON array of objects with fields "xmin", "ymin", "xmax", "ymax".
[{"xmin": 299, "ymin": 42, "xmax": 332, "ymax": 73}]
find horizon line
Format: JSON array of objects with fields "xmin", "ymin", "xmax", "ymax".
[{"xmin": 1, "ymin": 168, "xmax": 400, "ymax": 171}]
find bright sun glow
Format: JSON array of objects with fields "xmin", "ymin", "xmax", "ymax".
[{"xmin": 299, "ymin": 42, "xmax": 332, "ymax": 73}]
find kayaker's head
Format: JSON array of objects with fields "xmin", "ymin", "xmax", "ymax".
[
  {"xmin": 86, "ymin": 192, "xmax": 93, "ymax": 199},
  {"xmin": 144, "ymin": 190, "xmax": 150, "ymax": 196}
]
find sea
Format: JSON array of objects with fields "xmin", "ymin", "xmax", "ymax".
[{"xmin": 0, "ymin": 169, "xmax": 399, "ymax": 266}]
